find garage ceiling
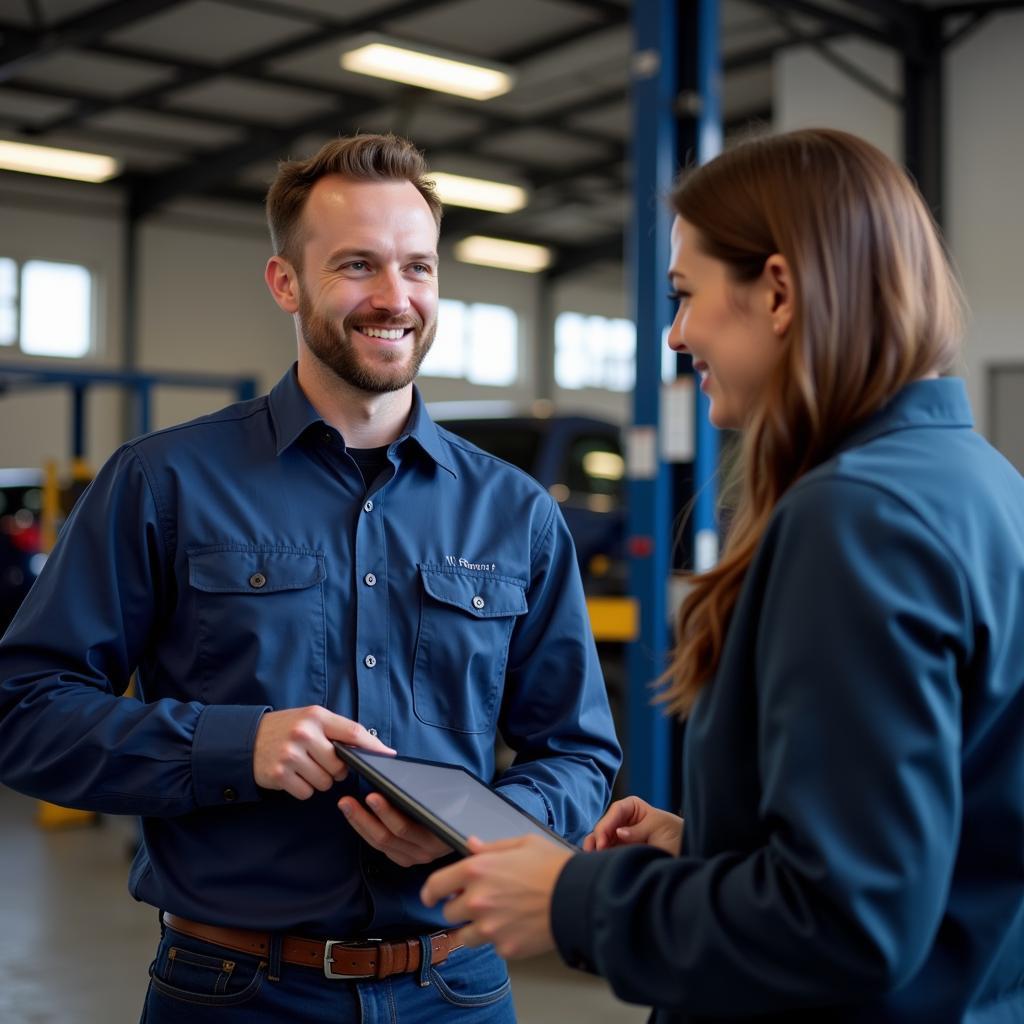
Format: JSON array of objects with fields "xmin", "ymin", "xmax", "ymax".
[{"xmin": 0, "ymin": 0, "xmax": 999, "ymax": 276}]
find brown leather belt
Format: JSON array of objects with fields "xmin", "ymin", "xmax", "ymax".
[{"xmin": 162, "ymin": 913, "xmax": 462, "ymax": 980}]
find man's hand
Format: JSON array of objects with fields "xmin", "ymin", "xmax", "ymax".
[
  {"xmin": 253, "ymin": 706, "xmax": 393, "ymax": 800},
  {"xmin": 339, "ymin": 792, "xmax": 452, "ymax": 867},
  {"xmin": 420, "ymin": 835, "xmax": 572, "ymax": 959},
  {"xmin": 583, "ymin": 795, "xmax": 683, "ymax": 854}
]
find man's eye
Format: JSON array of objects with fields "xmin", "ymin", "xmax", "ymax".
[
  {"xmin": 410, "ymin": 264, "xmax": 432, "ymax": 274},
  {"xmin": 345, "ymin": 261, "xmax": 369, "ymax": 272}
]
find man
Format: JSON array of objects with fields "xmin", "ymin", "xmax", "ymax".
[{"xmin": 0, "ymin": 134, "xmax": 620, "ymax": 1022}]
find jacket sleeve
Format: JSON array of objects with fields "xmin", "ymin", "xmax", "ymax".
[
  {"xmin": 0, "ymin": 445, "xmax": 266, "ymax": 816},
  {"xmin": 549, "ymin": 476, "xmax": 969, "ymax": 1014},
  {"xmin": 493, "ymin": 497, "xmax": 621, "ymax": 843}
]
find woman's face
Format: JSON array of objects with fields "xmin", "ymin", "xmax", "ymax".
[{"xmin": 666, "ymin": 217, "xmax": 789, "ymax": 430}]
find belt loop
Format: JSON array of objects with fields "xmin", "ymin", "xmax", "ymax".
[
  {"xmin": 417, "ymin": 935, "xmax": 432, "ymax": 988},
  {"xmin": 267, "ymin": 933, "xmax": 283, "ymax": 983}
]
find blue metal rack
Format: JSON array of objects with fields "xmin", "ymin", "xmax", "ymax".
[
  {"xmin": 627, "ymin": 0, "xmax": 721, "ymax": 809},
  {"xmin": 0, "ymin": 363, "xmax": 258, "ymax": 459}
]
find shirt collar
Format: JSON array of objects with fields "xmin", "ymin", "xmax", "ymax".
[
  {"xmin": 268, "ymin": 364, "xmax": 322, "ymax": 456},
  {"xmin": 267, "ymin": 364, "xmax": 457, "ymax": 477},
  {"xmin": 837, "ymin": 376, "xmax": 973, "ymax": 453},
  {"xmin": 396, "ymin": 386, "xmax": 458, "ymax": 478}
]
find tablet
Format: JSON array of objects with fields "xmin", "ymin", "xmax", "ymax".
[{"xmin": 334, "ymin": 745, "xmax": 577, "ymax": 856}]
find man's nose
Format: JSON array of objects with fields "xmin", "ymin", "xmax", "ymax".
[{"xmin": 370, "ymin": 270, "xmax": 410, "ymax": 314}]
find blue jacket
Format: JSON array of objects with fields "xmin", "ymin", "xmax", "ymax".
[
  {"xmin": 0, "ymin": 366, "xmax": 620, "ymax": 935},
  {"xmin": 553, "ymin": 378, "xmax": 1024, "ymax": 1022}
]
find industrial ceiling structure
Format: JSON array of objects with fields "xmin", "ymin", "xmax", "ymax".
[{"xmin": 0, "ymin": 0, "xmax": 1015, "ymax": 278}]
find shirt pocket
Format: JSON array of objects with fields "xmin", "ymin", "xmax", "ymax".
[
  {"xmin": 413, "ymin": 565, "xmax": 528, "ymax": 734},
  {"xmin": 187, "ymin": 545, "xmax": 327, "ymax": 706}
]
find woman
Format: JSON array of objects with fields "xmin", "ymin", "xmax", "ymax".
[{"xmin": 421, "ymin": 128, "xmax": 1024, "ymax": 1022}]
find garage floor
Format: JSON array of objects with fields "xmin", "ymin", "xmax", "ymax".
[{"xmin": 0, "ymin": 785, "xmax": 648, "ymax": 1023}]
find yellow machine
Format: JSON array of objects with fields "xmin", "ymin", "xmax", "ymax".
[{"xmin": 36, "ymin": 458, "xmax": 99, "ymax": 830}]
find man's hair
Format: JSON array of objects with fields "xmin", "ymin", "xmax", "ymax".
[{"xmin": 266, "ymin": 133, "xmax": 443, "ymax": 269}]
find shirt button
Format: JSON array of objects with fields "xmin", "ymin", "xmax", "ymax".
[
  {"xmin": 364, "ymin": 572, "xmax": 377, "ymax": 587},
  {"xmin": 472, "ymin": 595, "xmax": 485, "ymax": 610},
  {"xmin": 249, "ymin": 572, "xmax": 266, "ymax": 589},
  {"xmin": 363, "ymin": 500, "xmax": 374, "ymax": 513},
  {"xmin": 364, "ymin": 654, "xmax": 377, "ymax": 668},
  {"xmin": 367, "ymin": 728, "xmax": 378, "ymax": 738},
  {"xmin": 223, "ymin": 787, "xmax": 237, "ymax": 802}
]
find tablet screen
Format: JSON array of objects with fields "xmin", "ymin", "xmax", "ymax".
[{"xmin": 335, "ymin": 747, "xmax": 575, "ymax": 853}]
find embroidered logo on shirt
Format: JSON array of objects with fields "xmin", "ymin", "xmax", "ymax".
[{"xmin": 445, "ymin": 555, "xmax": 497, "ymax": 572}]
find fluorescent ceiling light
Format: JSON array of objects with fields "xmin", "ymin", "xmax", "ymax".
[
  {"xmin": 455, "ymin": 236, "xmax": 552, "ymax": 274},
  {"xmin": 0, "ymin": 140, "xmax": 120, "ymax": 183},
  {"xmin": 430, "ymin": 172, "xmax": 526, "ymax": 213},
  {"xmin": 340, "ymin": 40, "xmax": 513, "ymax": 100}
]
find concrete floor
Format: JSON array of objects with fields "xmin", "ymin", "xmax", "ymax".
[{"xmin": 0, "ymin": 785, "xmax": 648, "ymax": 1023}]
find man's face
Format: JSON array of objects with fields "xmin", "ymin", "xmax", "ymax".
[{"xmin": 294, "ymin": 176, "xmax": 439, "ymax": 394}]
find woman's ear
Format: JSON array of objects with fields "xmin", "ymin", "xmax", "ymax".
[
  {"xmin": 265, "ymin": 255, "xmax": 300, "ymax": 314},
  {"xmin": 763, "ymin": 253, "xmax": 793, "ymax": 337}
]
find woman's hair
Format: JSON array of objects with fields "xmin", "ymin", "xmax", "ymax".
[{"xmin": 662, "ymin": 127, "xmax": 964, "ymax": 716}]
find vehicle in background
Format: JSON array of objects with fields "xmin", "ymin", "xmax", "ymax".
[
  {"xmin": 0, "ymin": 468, "xmax": 45, "ymax": 636},
  {"xmin": 433, "ymin": 404, "xmax": 630, "ymax": 789},
  {"xmin": 432, "ymin": 403, "xmax": 627, "ymax": 596}
]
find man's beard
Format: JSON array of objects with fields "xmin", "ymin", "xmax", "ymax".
[{"xmin": 298, "ymin": 294, "xmax": 436, "ymax": 394}]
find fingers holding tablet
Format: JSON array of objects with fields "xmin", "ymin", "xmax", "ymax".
[{"xmin": 339, "ymin": 791, "xmax": 453, "ymax": 867}]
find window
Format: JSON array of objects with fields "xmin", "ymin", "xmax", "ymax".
[
  {"xmin": 0, "ymin": 257, "xmax": 94, "ymax": 358},
  {"xmin": 555, "ymin": 312, "xmax": 635, "ymax": 391},
  {"xmin": 420, "ymin": 298, "xmax": 518, "ymax": 386}
]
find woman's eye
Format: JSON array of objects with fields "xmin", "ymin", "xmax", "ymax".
[{"xmin": 667, "ymin": 289, "xmax": 691, "ymax": 303}]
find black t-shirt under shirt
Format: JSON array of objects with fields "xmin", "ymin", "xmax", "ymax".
[{"xmin": 347, "ymin": 444, "xmax": 391, "ymax": 490}]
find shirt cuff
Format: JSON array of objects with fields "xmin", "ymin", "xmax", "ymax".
[
  {"xmin": 492, "ymin": 780, "xmax": 554, "ymax": 830},
  {"xmin": 191, "ymin": 704, "xmax": 269, "ymax": 807}
]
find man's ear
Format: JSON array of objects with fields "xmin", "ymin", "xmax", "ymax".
[
  {"xmin": 763, "ymin": 253, "xmax": 793, "ymax": 338},
  {"xmin": 265, "ymin": 255, "xmax": 300, "ymax": 314}
]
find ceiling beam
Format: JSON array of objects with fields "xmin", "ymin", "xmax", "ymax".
[
  {"xmin": 0, "ymin": 0, "xmax": 184, "ymax": 84},
  {"xmin": 29, "ymin": 0, "xmax": 450, "ymax": 134},
  {"xmin": 746, "ymin": 0, "xmax": 894, "ymax": 48}
]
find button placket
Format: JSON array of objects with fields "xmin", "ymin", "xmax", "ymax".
[{"xmin": 353, "ymin": 486, "xmax": 390, "ymax": 747}]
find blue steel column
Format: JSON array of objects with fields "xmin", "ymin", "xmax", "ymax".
[
  {"xmin": 689, "ymin": 0, "xmax": 722, "ymax": 572},
  {"xmin": 626, "ymin": 0, "xmax": 677, "ymax": 807}
]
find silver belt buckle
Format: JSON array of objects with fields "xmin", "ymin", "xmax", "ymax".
[{"xmin": 323, "ymin": 938, "xmax": 382, "ymax": 980}]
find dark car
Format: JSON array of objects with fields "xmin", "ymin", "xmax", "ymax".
[
  {"xmin": 433, "ymin": 407, "xmax": 627, "ymax": 594},
  {"xmin": 0, "ymin": 468, "xmax": 45, "ymax": 636}
]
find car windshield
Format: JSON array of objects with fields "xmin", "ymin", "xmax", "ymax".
[{"xmin": 439, "ymin": 421, "xmax": 544, "ymax": 475}]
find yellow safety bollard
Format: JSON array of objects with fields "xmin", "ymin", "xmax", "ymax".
[{"xmin": 36, "ymin": 459, "xmax": 98, "ymax": 830}]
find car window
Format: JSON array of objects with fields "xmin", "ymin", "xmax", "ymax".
[
  {"xmin": 439, "ymin": 421, "xmax": 544, "ymax": 475},
  {"xmin": 563, "ymin": 435, "xmax": 625, "ymax": 508}
]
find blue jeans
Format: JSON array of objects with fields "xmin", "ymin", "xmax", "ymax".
[{"xmin": 141, "ymin": 923, "xmax": 515, "ymax": 1023}]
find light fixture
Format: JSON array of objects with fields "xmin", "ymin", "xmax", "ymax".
[
  {"xmin": 340, "ymin": 38, "xmax": 513, "ymax": 100},
  {"xmin": 430, "ymin": 171, "xmax": 526, "ymax": 213},
  {"xmin": 0, "ymin": 140, "xmax": 120, "ymax": 183},
  {"xmin": 454, "ymin": 236, "xmax": 552, "ymax": 274}
]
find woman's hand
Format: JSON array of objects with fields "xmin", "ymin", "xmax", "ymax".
[
  {"xmin": 420, "ymin": 835, "xmax": 572, "ymax": 959},
  {"xmin": 583, "ymin": 796, "xmax": 683, "ymax": 855}
]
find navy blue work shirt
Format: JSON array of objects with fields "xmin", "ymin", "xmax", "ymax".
[
  {"xmin": 0, "ymin": 365, "xmax": 620, "ymax": 936},
  {"xmin": 552, "ymin": 378, "xmax": 1024, "ymax": 1022}
]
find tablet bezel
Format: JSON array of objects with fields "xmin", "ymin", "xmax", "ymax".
[{"xmin": 333, "ymin": 744, "xmax": 577, "ymax": 856}]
